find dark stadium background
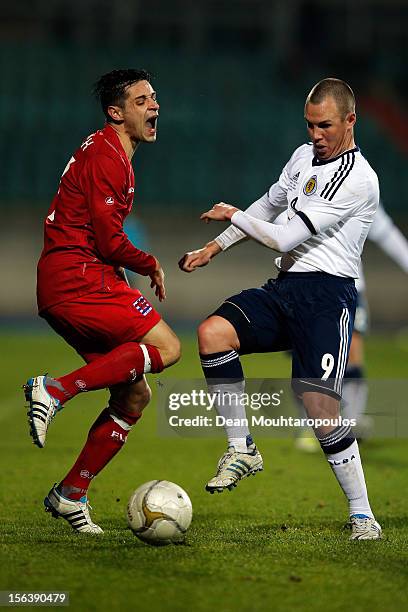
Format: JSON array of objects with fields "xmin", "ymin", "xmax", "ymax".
[
  {"xmin": 1, "ymin": 4, "xmax": 408, "ymax": 611},
  {"xmin": 0, "ymin": 0, "xmax": 407, "ymax": 330}
]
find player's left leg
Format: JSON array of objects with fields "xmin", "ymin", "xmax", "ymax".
[
  {"xmin": 302, "ymin": 391, "xmax": 381, "ymax": 540},
  {"xmin": 45, "ymin": 375, "xmax": 151, "ymax": 534},
  {"xmin": 286, "ymin": 272, "xmax": 381, "ymax": 539}
]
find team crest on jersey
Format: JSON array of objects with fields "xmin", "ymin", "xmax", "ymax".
[{"xmin": 303, "ymin": 175, "xmax": 318, "ymax": 196}]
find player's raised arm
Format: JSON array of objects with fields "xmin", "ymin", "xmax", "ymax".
[
  {"xmin": 200, "ymin": 202, "xmax": 313, "ymax": 253},
  {"xmin": 179, "ymin": 178, "xmax": 289, "ymax": 272}
]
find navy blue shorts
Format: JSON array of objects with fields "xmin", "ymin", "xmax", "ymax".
[{"xmin": 212, "ymin": 272, "xmax": 356, "ymax": 399}]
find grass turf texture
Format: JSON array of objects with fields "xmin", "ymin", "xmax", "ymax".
[{"xmin": 0, "ymin": 331, "xmax": 407, "ymax": 611}]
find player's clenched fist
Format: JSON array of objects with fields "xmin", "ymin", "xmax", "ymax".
[
  {"xmin": 200, "ymin": 202, "xmax": 239, "ymax": 223},
  {"xmin": 178, "ymin": 242, "xmax": 222, "ymax": 273}
]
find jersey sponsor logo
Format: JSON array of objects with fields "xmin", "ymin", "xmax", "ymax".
[
  {"xmin": 105, "ymin": 196, "xmax": 115, "ymax": 205},
  {"xmin": 303, "ymin": 175, "xmax": 318, "ymax": 196},
  {"xmin": 133, "ymin": 296, "xmax": 153, "ymax": 316}
]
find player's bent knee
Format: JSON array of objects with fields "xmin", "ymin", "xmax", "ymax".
[
  {"xmin": 129, "ymin": 384, "xmax": 152, "ymax": 411},
  {"xmin": 302, "ymin": 391, "xmax": 340, "ymax": 421},
  {"xmin": 197, "ymin": 316, "xmax": 238, "ymax": 353},
  {"xmin": 109, "ymin": 380, "xmax": 152, "ymax": 415}
]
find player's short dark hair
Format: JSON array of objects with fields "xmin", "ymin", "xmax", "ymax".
[
  {"xmin": 305, "ymin": 78, "xmax": 355, "ymax": 119},
  {"xmin": 93, "ymin": 69, "xmax": 152, "ymax": 122}
]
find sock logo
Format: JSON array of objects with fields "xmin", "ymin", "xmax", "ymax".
[
  {"xmin": 328, "ymin": 454, "xmax": 356, "ymax": 466},
  {"xmin": 80, "ymin": 470, "xmax": 94, "ymax": 479},
  {"xmin": 111, "ymin": 431, "xmax": 127, "ymax": 443},
  {"xmin": 75, "ymin": 379, "xmax": 87, "ymax": 391}
]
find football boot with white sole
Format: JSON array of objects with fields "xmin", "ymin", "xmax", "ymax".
[
  {"xmin": 44, "ymin": 484, "xmax": 103, "ymax": 534},
  {"xmin": 24, "ymin": 375, "xmax": 62, "ymax": 448},
  {"xmin": 347, "ymin": 514, "xmax": 382, "ymax": 540},
  {"xmin": 206, "ymin": 443, "xmax": 263, "ymax": 493}
]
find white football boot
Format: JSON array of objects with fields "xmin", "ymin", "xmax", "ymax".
[
  {"xmin": 206, "ymin": 442, "xmax": 263, "ymax": 493},
  {"xmin": 44, "ymin": 485, "xmax": 104, "ymax": 534},
  {"xmin": 24, "ymin": 375, "xmax": 62, "ymax": 448},
  {"xmin": 348, "ymin": 515, "xmax": 382, "ymax": 540}
]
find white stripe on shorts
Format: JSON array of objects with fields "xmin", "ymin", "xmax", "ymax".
[{"xmin": 335, "ymin": 308, "xmax": 350, "ymax": 394}]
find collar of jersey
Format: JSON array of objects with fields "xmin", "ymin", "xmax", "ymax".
[
  {"xmin": 312, "ymin": 146, "xmax": 360, "ymax": 166},
  {"xmin": 103, "ymin": 123, "xmax": 129, "ymax": 162}
]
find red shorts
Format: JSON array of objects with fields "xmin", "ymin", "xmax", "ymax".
[{"xmin": 42, "ymin": 284, "xmax": 161, "ymax": 363}]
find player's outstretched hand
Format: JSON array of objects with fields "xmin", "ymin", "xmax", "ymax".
[
  {"xmin": 179, "ymin": 241, "xmax": 222, "ymax": 273},
  {"xmin": 200, "ymin": 202, "xmax": 239, "ymax": 223},
  {"xmin": 149, "ymin": 260, "xmax": 166, "ymax": 301}
]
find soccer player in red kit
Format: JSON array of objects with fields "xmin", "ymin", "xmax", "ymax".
[{"xmin": 24, "ymin": 69, "xmax": 181, "ymax": 534}]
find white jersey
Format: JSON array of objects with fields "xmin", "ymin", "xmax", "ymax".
[{"xmin": 215, "ymin": 143, "xmax": 380, "ymax": 279}]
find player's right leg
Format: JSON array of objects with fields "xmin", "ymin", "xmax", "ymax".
[
  {"xmin": 199, "ymin": 285, "xmax": 290, "ymax": 493},
  {"xmin": 199, "ymin": 314, "xmax": 263, "ymax": 492}
]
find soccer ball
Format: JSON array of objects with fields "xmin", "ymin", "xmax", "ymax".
[{"xmin": 127, "ymin": 480, "xmax": 192, "ymax": 546}]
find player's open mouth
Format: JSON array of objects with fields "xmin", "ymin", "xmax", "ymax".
[{"xmin": 146, "ymin": 115, "xmax": 158, "ymax": 134}]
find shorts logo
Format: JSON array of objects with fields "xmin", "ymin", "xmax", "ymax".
[
  {"xmin": 133, "ymin": 296, "xmax": 152, "ymax": 316},
  {"xmin": 105, "ymin": 196, "xmax": 115, "ymax": 205},
  {"xmin": 303, "ymin": 175, "xmax": 317, "ymax": 196}
]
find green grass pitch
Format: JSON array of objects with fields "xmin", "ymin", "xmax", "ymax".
[{"xmin": 0, "ymin": 330, "xmax": 407, "ymax": 611}]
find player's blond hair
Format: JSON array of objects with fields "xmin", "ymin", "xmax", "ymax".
[{"xmin": 305, "ymin": 78, "xmax": 355, "ymax": 119}]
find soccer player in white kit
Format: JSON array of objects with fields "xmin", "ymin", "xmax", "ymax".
[{"xmin": 180, "ymin": 78, "xmax": 382, "ymax": 540}]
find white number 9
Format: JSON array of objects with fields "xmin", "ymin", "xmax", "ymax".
[{"xmin": 321, "ymin": 353, "xmax": 334, "ymax": 380}]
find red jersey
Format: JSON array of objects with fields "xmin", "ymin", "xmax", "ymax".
[{"xmin": 37, "ymin": 124, "xmax": 156, "ymax": 313}]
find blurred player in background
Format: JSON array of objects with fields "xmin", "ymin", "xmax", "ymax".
[
  {"xmin": 296, "ymin": 202, "xmax": 408, "ymax": 452},
  {"xmin": 180, "ymin": 78, "xmax": 382, "ymax": 540},
  {"xmin": 343, "ymin": 203, "xmax": 408, "ymax": 428},
  {"xmin": 24, "ymin": 69, "xmax": 180, "ymax": 534}
]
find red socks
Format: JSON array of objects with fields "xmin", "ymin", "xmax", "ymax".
[
  {"xmin": 46, "ymin": 342, "xmax": 163, "ymax": 404},
  {"xmin": 59, "ymin": 407, "xmax": 140, "ymax": 500},
  {"xmin": 49, "ymin": 342, "xmax": 161, "ymax": 501}
]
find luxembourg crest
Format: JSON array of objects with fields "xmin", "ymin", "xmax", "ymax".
[{"xmin": 303, "ymin": 175, "xmax": 317, "ymax": 196}]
